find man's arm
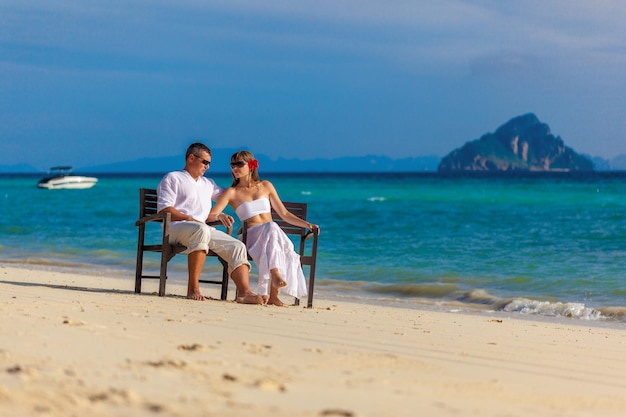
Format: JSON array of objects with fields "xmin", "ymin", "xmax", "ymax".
[
  {"xmin": 159, "ymin": 206, "xmax": 199, "ymax": 222},
  {"xmin": 156, "ymin": 173, "xmax": 201, "ymax": 222}
]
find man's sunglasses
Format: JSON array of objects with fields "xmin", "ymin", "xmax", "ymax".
[
  {"xmin": 230, "ymin": 161, "xmax": 246, "ymax": 168},
  {"xmin": 194, "ymin": 155, "xmax": 210, "ymax": 166}
]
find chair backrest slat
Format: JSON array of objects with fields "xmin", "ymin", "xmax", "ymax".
[
  {"xmin": 140, "ymin": 188, "xmax": 159, "ymax": 217},
  {"xmin": 272, "ymin": 202, "xmax": 308, "ymax": 236}
]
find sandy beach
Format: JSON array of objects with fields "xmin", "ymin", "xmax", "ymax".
[{"xmin": 1, "ymin": 264, "xmax": 626, "ymax": 417}]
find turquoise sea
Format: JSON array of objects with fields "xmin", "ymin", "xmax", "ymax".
[{"xmin": 2, "ymin": 172, "xmax": 626, "ymax": 324}]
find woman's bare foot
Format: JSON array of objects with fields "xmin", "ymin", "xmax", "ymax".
[
  {"xmin": 236, "ymin": 293, "xmax": 264, "ymax": 304},
  {"xmin": 270, "ymin": 269, "xmax": 287, "ymax": 289},
  {"xmin": 272, "ymin": 276, "xmax": 287, "ymax": 289},
  {"xmin": 266, "ymin": 281, "xmax": 287, "ymax": 306},
  {"xmin": 187, "ymin": 292, "xmax": 206, "ymax": 301},
  {"xmin": 266, "ymin": 296, "xmax": 286, "ymax": 307}
]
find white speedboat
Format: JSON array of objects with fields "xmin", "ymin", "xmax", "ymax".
[{"xmin": 37, "ymin": 166, "xmax": 98, "ymax": 189}]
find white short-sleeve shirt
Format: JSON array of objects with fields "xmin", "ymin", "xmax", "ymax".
[{"xmin": 157, "ymin": 170, "xmax": 224, "ymax": 221}]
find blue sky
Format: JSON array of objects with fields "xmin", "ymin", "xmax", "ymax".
[{"xmin": 3, "ymin": 1, "xmax": 626, "ymax": 170}]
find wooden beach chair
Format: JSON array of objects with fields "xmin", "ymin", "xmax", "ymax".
[
  {"xmin": 134, "ymin": 188, "xmax": 231, "ymax": 299},
  {"xmin": 241, "ymin": 202, "xmax": 319, "ymax": 308}
]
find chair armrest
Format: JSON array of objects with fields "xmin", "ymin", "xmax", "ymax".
[
  {"xmin": 135, "ymin": 212, "xmax": 168, "ymax": 226},
  {"xmin": 304, "ymin": 227, "xmax": 320, "ymax": 241},
  {"xmin": 207, "ymin": 220, "xmax": 233, "ymax": 236}
]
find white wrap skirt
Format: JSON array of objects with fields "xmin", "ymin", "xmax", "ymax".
[{"xmin": 245, "ymin": 222, "xmax": 308, "ymax": 298}]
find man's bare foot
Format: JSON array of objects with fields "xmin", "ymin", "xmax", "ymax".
[
  {"xmin": 236, "ymin": 293, "xmax": 264, "ymax": 305},
  {"xmin": 187, "ymin": 292, "xmax": 206, "ymax": 301}
]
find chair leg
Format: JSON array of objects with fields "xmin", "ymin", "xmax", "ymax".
[
  {"xmin": 306, "ymin": 271, "xmax": 315, "ymax": 308},
  {"xmin": 158, "ymin": 255, "xmax": 167, "ymax": 297},
  {"xmin": 135, "ymin": 226, "xmax": 145, "ymax": 293},
  {"xmin": 219, "ymin": 257, "xmax": 229, "ymax": 301},
  {"xmin": 159, "ymin": 216, "xmax": 173, "ymax": 297},
  {"xmin": 158, "ymin": 245, "xmax": 171, "ymax": 297},
  {"xmin": 306, "ymin": 232, "xmax": 319, "ymax": 308}
]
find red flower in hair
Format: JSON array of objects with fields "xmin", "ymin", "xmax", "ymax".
[{"xmin": 248, "ymin": 159, "xmax": 259, "ymax": 170}]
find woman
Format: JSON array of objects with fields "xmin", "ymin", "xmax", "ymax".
[{"xmin": 209, "ymin": 150, "xmax": 320, "ymax": 306}]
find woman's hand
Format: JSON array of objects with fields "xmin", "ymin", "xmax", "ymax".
[{"xmin": 216, "ymin": 212, "xmax": 235, "ymax": 228}]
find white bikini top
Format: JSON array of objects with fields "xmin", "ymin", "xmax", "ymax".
[{"xmin": 235, "ymin": 197, "xmax": 271, "ymax": 221}]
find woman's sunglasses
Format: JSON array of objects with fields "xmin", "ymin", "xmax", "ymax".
[{"xmin": 230, "ymin": 161, "xmax": 246, "ymax": 168}]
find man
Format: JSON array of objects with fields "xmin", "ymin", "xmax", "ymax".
[{"xmin": 156, "ymin": 142, "xmax": 262, "ymax": 303}]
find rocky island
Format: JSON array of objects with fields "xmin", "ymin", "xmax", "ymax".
[{"xmin": 438, "ymin": 113, "xmax": 593, "ymax": 172}]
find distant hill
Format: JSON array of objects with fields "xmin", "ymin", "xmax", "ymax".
[
  {"xmin": 5, "ymin": 135, "xmax": 626, "ymax": 174},
  {"xmin": 11, "ymin": 150, "xmax": 441, "ymax": 174},
  {"xmin": 438, "ymin": 114, "xmax": 594, "ymax": 172},
  {"xmin": 0, "ymin": 153, "xmax": 439, "ymax": 174},
  {"xmin": 608, "ymin": 154, "xmax": 626, "ymax": 170}
]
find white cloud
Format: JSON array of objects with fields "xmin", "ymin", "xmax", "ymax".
[{"xmin": 5, "ymin": 0, "xmax": 626, "ymax": 80}]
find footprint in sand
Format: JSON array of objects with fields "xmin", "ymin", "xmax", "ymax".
[
  {"xmin": 242, "ymin": 342, "xmax": 273, "ymax": 355},
  {"xmin": 320, "ymin": 409, "xmax": 356, "ymax": 417},
  {"xmin": 62, "ymin": 317, "xmax": 86, "ymax": 326},
  {"xmin": 5, "ymin": 364, "xmax": 39, "ymax": 377},
  {"xmin": 254, "ymin": 379, "xmax": 286, "ymax": 392},
  {"xmin": 177, "ymin": 343, "xmax": 205, "ymax": 351},
  {"xmin": 87, "ymin": 388, "xmax": 149, "ymax": 408},
  {"xmin": 222, "ymin": 373, "xmax": 238, "ymax": 382},
  {"xmin": 143, "ymin": 359, "xmax": 187, "ymax": 369}
]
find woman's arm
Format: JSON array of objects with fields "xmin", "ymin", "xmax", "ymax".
[
  {"xmin": 208, "ymin": 188, "xmax": 235, "ymax": 228},
  {"xmin": 266, "ymin": 181, "xmax": 320, "ymax": 232}
]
